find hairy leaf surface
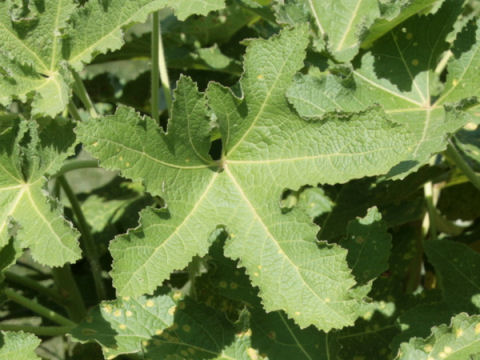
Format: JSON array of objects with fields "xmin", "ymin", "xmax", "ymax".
[
  {"xmin": 0, "ymin": 119, "xmax": 80, "ymax": 266},
  {"xmin": 0, "ymin": 0, "xmax": 225, "ymax": 117},
  {"xmin": 79, "ymin": 27, "xmax": 412, "ymax": 331},
  {"xmin": 288, "ymin": 1, "xmax": 478, "ymax": 177}
]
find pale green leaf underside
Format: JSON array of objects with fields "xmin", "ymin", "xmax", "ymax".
[
  {"xmin": 0, "ymin": 0, "xmax": 225, "ymax": 117},
  {"xmin": 79, "ymin": 27, "xmax": 412, "ymax": 331},
  {"xmin": 71, "ymin": 294, "xmax": 175, "ymax": 358},
  {"xmin": 0, "ymin": 120, "xmax": 80, "ymax": 267},
  {"xmin": 0, "ymin": 331, "xmax": 41, "ymax": 360},
  {"xmin": 288, "ymin": 2, "xmax": 478, "ymax": 177},
  {"xmin": 396, "ymin": 313, "xmax": 480, "ymax": 360},
  {"xmin": 307, "ymin": 0, "xmax": 380, "ymax": 62}
]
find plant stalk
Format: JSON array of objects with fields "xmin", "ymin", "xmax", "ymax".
[
  {"xmin": 151, "ymin": 12, "xmax": 172, "ymax": 120},
  {"xmin": 57, "ymin": 176, "xmax": 107, "ymax": 300},
  {"xmin": 446, "ymin": 138, "xmax": 480, "ymax": 192},
  {"xmin": 54, "ymin": 160, "xmax": 99, "ymax": 178},
  {"xmin": 51, "ymin": 265, "xmax": 87, "ymax": 323},
  {"xmin": 4, "ymin": 272, "xmax": 65, "ymax": 306},
  {"xmin": 4, "ymin": 288, "xmax": 76, "ymax": 327},
  {"xmin": 0, "ymin": 324, "xmax": 73, "ymax": 336},
  {"xmin": 71, "ymin": 69, "xmax": 98, "ymax": 118},
  {"xmin": 67, "ymin": 102, "xmax": 83, "ymax": 122}
]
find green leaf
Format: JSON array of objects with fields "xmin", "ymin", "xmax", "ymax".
[
  {"xmin": 424, "ymin": 240, "xmax": 480, "ymax": 312},
  {"xmin": 289, "ymin": 1, "xmax": 478, "ymax": 178},
  {"xmin": 305, "ymin": 0, "xmax": 381, "ymax": 62},
  {"xmin": 0, "ymin": 119, "xmax": 81, "ymax": 266},
  {"xmin": 361, "ymin": 0, "xmax": 446, "ymax": 48},
  {"xmin": 78, "ymin": 26, "xmax": 413, "ymax": 331},
  {"xmin": 71, "ymin": 293, "xmax": 176, "ymax": 358},
  {"xmin": 396, "ymin": 313, "xmax": 480, "ymax": 360},
  {"xmin": 0, "ymin": 331, "xmax": 41, "ymax": 360},
  {"xmin": 144, "ymin": 298, "xmax": 251, "ymax": 360},
  {"xmin": 0, "ymin": 0, "xmax": 226, "ymax": 117},
  {"xmin": 340, "ymin": 207, "xmax": 392, "ymax": 284}
]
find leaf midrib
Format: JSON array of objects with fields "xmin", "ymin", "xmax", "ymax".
[{"xmin": 224, "ymin": 165, "xmax": 351, "ymax": 327}]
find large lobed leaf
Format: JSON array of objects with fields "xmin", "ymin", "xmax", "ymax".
[
  {"xmin": 78, "ymin": 26, "xmax": 412, "ymax": 331},
  {"xmin": 0, "ymin": 118, "xmax": 81, "ymax": 267},
  {"xmin": 0, "ymin": 0, "xmax": 225, "ymax": 117},
  {"xmin": 288, "ymin": 0, "xmax": 479, "ymax": 178}
]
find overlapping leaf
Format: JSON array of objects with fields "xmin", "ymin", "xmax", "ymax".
[
  {"xmin": 0, "ymin": 119, "xmax": 81, "ymax": 266},
  {"xmin": 0, "ymin": 331, "xmax": 40, "ymax": 360},
  {"xmin": 79, "ymin": 26, "xmax": 413, "ymax": 331},
  {"xmin": 396, "ymin": 313, "xmax": 480, "ymax": 360},
  {"xmin": 288, "ymin": 0, "xmax": 479, "ymax": 177},
  {"xmin": 0, "ymin": 0, "xmax": 226, "ymax": 117},
  {"xmin": 289, "ymin": 0, "xmax": 444, "ymax": 62},
  {"xmin": 71, "ymin": 293, "xmax": 175, "ymax": 358}
]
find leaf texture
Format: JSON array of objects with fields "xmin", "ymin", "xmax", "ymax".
[
  {"xmin": 78, "ymin": 26, "xmax": 413, "ymax": 331},
  {"xmin": 0, "ymin": 119, "xmax": 81, "ymax": 266},
  {"xmin": 0, "ymin": 0, "xmax": 226, "ymax": 117},
  {"xmin": 71, "ymin": 293, "xmax": 175, "ymax": 358},
  {"xmin": 288, "ymin": 0, "xmax": 478, "ymax": 178},
  {"xmin": 396, "ymin": 313, "xmax": 480, "ymax": 360},
  {"xmin": 0, "ymin": 331, "xmax": 40, "ymax": 360}
]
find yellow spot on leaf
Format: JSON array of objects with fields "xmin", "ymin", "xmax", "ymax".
[
  {"xmin": 119, "ymin": 324, "xmax": 127, "ymax": 330},
  {"xmin": 173, "ymin": 292, "xmax": 182, "ymax": 301},
  {"xmin": 444, "ymin": 346, "xmax": 452, "ymax": 354},
  {"xmin": 257, "ymin": 74, "xmax": 264, "ymax": 80},
  {"xmin": 475, "ymin": 323, "xmax": 480, "ymax": 334},
  {"xmin": 185, "ymin": 158, "xmax": 190, "ymax": 163},
  {"xmin": 439, "ymin": 352, "xmax": 447, "ymax": 359},
  {"xmin": 168, "ymin": 306, "xmax": 177, "ymax": 315},
  {"xmin": 146, "ymin": 300, "xmax": 154, "ymax": 308},
  {"xmin": 155, "ymin": 329, "xmax": 163, "ymax": 335},
  {"xmin": 452, "ymin": 79, "xmax": 459, "ymax": 86},
  {"xmin": 119, "ymin": 156, "xmax": 123, "ymax": 161},
  {"xmin": 230, "ymin": 282, "xmax": 238, "ymax": 289},
  {"xmin": 219, "ymin": 281, "xmax": 227, "ymax": 288},
  {"xmin": 126, "ymin": 162, "xmax": 130, "ymax": 167},
  {"xmin": 103, "ymin": 305, "xmax": 112, "ymax": 313},
  {"xmin": 254, "ymin": 272, "xmax": 259, "ymax": 277},
  {"xmin": 412, "ymin": 59, "xmax": 419, "ymax": 66},
  {"xmin": 456, "ymin": 328, "xmax": 463, "ymax": 338},
  {"xmin": 406, "ymin": 33, "xmax": 413, "ymax": 39},
  {"xmin": 424, "ymin": 344, "xmax": 433, "ymax": 352},
  {"xmin": 92, "ymin": 142, "xmax": 98, "ymax": 147},
  {"xmin": 113, "ymin": 310, "xmax": 122, "ymax": 317},
  {"xmin": 142, "ymin": 340, "xmax": 149, "ymax": 347},
  {"xmin": 324, "ymin": 298, "xmax": 331, "ymax": 303},
  {"xmin": 126, "ymin": 310, "xmax": 133, "ymax": 317},
  {"xmin": 122, "ymin": 296, "xmax": 130, "ymax": 301},
  {"xmin": 295, "ymin": 311, "xmax": 300, "ymax": 316},
  {"xmin": 257, "ymin": 265, "xmax": 262, "ymax": 270}
]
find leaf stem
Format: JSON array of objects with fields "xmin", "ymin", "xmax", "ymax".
[
  {"xmin": 67, "ymin": 102, "xmax": 83, "ymax": 122},
  {"xmin": 4, "ymin": 288, "xmax": 76, "ymax": 327},
  {"xmin": 57, "ymin": 176, "xmax": 107, "ymax": 300},
  {"xmin": 51, "ymin": 265, "xmax": 87, "ymax": 323},
  {"xmin": 4, "ymin": 272, "xmax": 65, "ymax": 306},
  {"xmin": 446, "ymin": 138, "xmax": 480, "ymax": 192},
  {"xmin": 0, "ymin": 324, "xmax": 73, "ymax": 336},
  {"xmin": 71, "ymin": 69, "xmax": 98, "ymax": 118},
  {"xmin": 152, "ymin": 12, "xmax": 172, "ymax": 120},
  {"xmin": 54, "ymin": 160, "xmax": 99, "ymax": 178}
]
